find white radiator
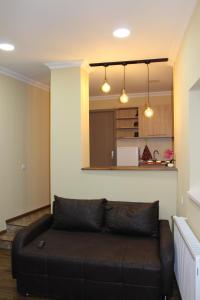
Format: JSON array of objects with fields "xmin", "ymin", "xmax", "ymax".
[{"xmin": 173, "ymin": 216, "xmax": 200, "ymax": 300}]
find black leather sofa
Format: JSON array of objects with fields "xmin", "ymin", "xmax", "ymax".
[{"xmin": 12, "ymin": 197, "xmax": 174, "ymax": 300}]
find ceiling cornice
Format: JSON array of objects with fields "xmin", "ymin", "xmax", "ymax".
[
  {"xmin": 0, "ymin": 65, "xmax": 49, "ymax": 91},
  {"xmin": 45, "ymin": 60, "xmax": 91, "ymax": 72},
  {"xmin": 90, "ymin": 91, "xmax": 172, "ymax": 101}
]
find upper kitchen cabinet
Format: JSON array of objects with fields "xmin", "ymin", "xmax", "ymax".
[{"xmin": 139, "ymin": 103, "xmax": 173, "ymax": 138}]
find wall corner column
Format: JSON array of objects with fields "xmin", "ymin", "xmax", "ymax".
[{"xmin": 47, "ymin": 60, "xmax": 90, "ymax": 201}]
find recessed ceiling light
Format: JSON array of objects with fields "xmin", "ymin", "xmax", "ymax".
[
  {"xmin": 0, "ymin": 43, "xmax": 15, "ymax": 51},
  {"xmin": 113, "ymin": 28, "xmax": 130, "ymax": 38}
]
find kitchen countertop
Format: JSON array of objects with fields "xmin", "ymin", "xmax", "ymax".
[{"xmin": 82, "ymin": 165, "xmax": 177, "ymax": 171}]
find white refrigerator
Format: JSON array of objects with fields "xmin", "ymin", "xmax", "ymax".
[{"xmin": 117, "ymin": 146, "xmax": 139, "ymax": 166}]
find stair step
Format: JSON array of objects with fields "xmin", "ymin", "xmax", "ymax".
[
  {"xmin": 6, "ymin": 223, "xmax": 24, "ymax": 234},
  {"xmin": 7, "ymin": 206, "xmax": 51, "ymax": 227},
  {"xmin": 0, "ymin": 231, "xmax": 15, "ymax": 242},
  {"xmin": 0, "ymin": 205, "xmax": 51, "ymax": 250},
  {"xmin": 0, "ymin": 231, "xmax": 15, "ymax": 250},
  {"xmin": 0, "ymin": 239, "xmax": 12, "ymax": 250}
]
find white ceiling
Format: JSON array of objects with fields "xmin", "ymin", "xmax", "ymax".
[{"xmin": 0, "ymin": 0, "xmax": 197, "ymax": 95}]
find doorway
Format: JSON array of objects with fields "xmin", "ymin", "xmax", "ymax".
[{"xmin": 90, "ymin": 110, "xmax": 116, "ymax": 167}]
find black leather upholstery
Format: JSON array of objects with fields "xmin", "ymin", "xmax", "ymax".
[
  {"xmin": 17, "ymin": 230, "xmax": 161, "ymax": 284},
  {"xmin": 12, "ymin": 201, "xmax": 174, "ymax": 300},
  {"xmin": 52, "ymin": 196, "xmax": 106, "ymax": 231},
  {"xmin": 12, "ymin": 214, "xmax": 53, "ymax": 278},
  {"xmin": 105, "ymin": 200, "xmax": 159, "ymax": 237},
  {"xmin": 159, "ymin": 219, "xmax": 174, "ymax": 296}
]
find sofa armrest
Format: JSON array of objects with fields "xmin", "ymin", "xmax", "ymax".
[
  {"xmin": 12, "ymin": 214, "xmax": 53, "ymax": 278},
  {"xmin": 159, "ymin": 220, "xmax": 174, "ymax": 297}
]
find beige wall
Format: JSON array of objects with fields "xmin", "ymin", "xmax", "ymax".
[
  {"xmin": 51, "ymin": 66, "xmax": 177, "ymax": 223},
  {"xmin": 90, "ymin": 94, "xmax": 172, "ymax": 110},
  {"xmin": 174, "ymin": 0, "xmax": 200, "ymax": 239},
  {"xmin": 0, "ymin": 74, "xmax": 50, "ymax": 231}
]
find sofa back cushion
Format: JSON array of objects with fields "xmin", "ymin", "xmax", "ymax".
[
  {"xmin": 105, "ymin": 201, "xmax": 159, "ymax": 237},
  {"xmin": 52, "ymin": 196, "xmax": 106, "ymax": 232}
]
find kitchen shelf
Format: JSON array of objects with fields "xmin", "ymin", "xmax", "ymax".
[
  {"xmin": 117, "ymin": 137, "xmax": 139, "ymax": 140},
  {"xmin": 116, "ymin": 107, "xmax": 139, "ymax": 140},
  {"xmin": 116, "ymin": 117, "xmax": 138, "ymax": 120},
  {"xmin": 117, "ymin": 127, "xmax": 139, "ymax": 130}
]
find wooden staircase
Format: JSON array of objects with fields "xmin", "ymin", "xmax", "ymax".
[{"xmin": 0, "ymin": 206, "xmax": 50, "ymax": 250}]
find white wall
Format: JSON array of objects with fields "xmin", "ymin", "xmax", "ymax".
[
  {"xmin": 51, "ymin": 66, "xmax": 177, "ymax": 223},
  {"xmin": 0, "ymin": 74, "xmax": 50, "ymax": 231},
  {"xmin": 189, "ymin": 86, "xmax": 200, "ymax": 188},
  {"xmin": 174, "ymin": 0, "xmax": 200, "ymax": 239}
]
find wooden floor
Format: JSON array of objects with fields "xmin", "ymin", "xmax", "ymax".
[
  {"xmin": 0, "ymin": 206, "xmax": 51, "ymax": 250},
  {"xmin": 0, "ymin": 249, "xmax": 181, "ymax": 300},
  {"xmin": 0, "ymin": 249, "xmax": 47, "ymax": 300}
]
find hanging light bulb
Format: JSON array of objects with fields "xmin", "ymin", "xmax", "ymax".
[
  {"xmin": 101, "ymin": 66, "xmax": 111, "ymax": 93},
  {"xmin": 144, "ymin": 63, "xmax": 154, "ymax": 118},
  {"xmin": 101, "ymin": 81, "xmax": 111, "ymax": 93},
  {"xmin": 144, "ymin": 106, "xmax": 154, "ymax": 118},
  {"xmin": 120, "ymin": 65, "xmax": 129, "ymax": 103},
  {"xmin": 120, "ymin": 89, "xmax": 129, "ymax": 103}
]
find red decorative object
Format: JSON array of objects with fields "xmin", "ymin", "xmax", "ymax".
[
  {"xmin": 142, "ymin": 145, "xmax": 152, "ymax": 161},
  {"xmin": 164, "ymin": 149, "xmax": 173, "ymax": 160}
]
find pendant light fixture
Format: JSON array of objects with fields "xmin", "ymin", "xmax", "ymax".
[
  {"xmin": 120, "ymin": 64, "xmax": 129, "ymax": 103},
  {"xmin": 91, "ymin": 58, "xmax": 168, "ymax": 103},
  {"xmin": 144, "ymin": 63, "xmax": 154, "ymax": 118},
  {"xmin": 101, "ymin": 66, "xmax": 111, "ymax": 93}
]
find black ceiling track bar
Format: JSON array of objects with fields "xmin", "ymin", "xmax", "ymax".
[{"xmin": 90, "ymin": 58, "xmax": 168, "ymax": 67}]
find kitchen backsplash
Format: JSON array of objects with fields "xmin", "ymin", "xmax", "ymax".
[{"xmin": 117, "ymin": 137, "xmax": 173, "ymax": 161}]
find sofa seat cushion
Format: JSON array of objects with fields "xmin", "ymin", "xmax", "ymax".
[{"xmin": 18, "ymin": 229, "xmax": 161, "ymax": 288}]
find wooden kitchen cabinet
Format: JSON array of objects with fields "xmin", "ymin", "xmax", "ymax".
[{"xmin": 139, "ymin": 104, "xmax": 173, "ymax": 137}]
